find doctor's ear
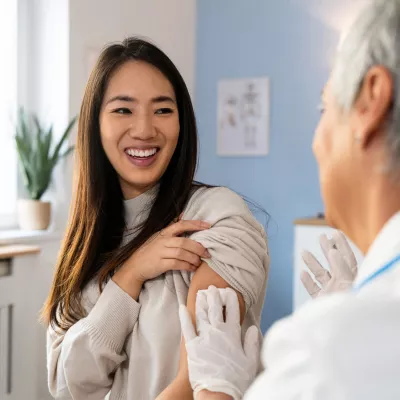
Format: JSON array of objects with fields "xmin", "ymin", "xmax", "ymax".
[{"xmin": 352, "ymin": 66, "xmax": 393, "ymax": 149}]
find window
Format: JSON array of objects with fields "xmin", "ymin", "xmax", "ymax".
[{"xmin": 0, "ymin": 1, "xmax": 18, "ymax": 228}]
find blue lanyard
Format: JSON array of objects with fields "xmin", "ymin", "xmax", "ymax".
[{"xmin": 353, "ymin": 254, "xmax": 400, "ymax": 291}]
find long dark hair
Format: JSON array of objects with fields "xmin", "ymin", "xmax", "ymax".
[{"xmin": 42, "ymin": 37, "xmax": 206, "ymax": 330}]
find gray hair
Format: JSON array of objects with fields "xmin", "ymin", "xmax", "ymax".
[{"xmin": 331, "ymin": 0, "xmax": 400, "ymax": 170}]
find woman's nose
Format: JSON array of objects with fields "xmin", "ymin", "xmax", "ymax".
[{"xmin": 129, "ymin": 114, "xmax": 156, "ymax": 140}]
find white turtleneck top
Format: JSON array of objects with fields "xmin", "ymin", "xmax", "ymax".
[{"xmin": 47, "ymin": 186, "xmax": 269, "ymax": 400}]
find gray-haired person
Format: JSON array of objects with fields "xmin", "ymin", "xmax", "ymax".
[{"xmin": 180, "ymin": 1, "xmax": 400, "ymax": 398}]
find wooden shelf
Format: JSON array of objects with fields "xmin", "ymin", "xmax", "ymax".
[
  {"xmin": 0, "ymin": 245, "xmax": 41, "ymax": 260},
  {"xmin": 293, "ymin": 217, "xmax": 328, "ymax": 226}
]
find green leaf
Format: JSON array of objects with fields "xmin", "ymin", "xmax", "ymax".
[
  {"xmin": 14, "ymin": 110, "xmax": 77, "ymax": 200},
  {"xmin": 43, "ymin": 126, "xmax": 53, "ymax": 159},
  {"xmin": 51, "ymin": 116, "xmax": 77, "ymax": 166},
  {"xmin": 33, "ymin": 115, "xmax": 43, "ymax": 142},
  {"xmin": 18, "ymin": 108, "xmax": 31, "ymax": 144},
  {"xmin": 15, "ymin": 135, "xmax": 34, "ymax": 197}
]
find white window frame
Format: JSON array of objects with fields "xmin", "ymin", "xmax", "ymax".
[{"xmin": 0, "ymin": 0, "xmax": 18, "ymax": 229}]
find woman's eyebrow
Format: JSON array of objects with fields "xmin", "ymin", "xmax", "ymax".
[
  {"xmin": 106, "ymin": 95, "xmax": 136, "ymax": 105},
  {"xmin": 152, "ymin": 95, "xmax": 176, "ymax": 104},
  {"xmin": 105, "ymin": 95, "xmax": 176, "ymax": 105}
]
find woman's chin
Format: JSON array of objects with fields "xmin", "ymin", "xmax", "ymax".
[{"xmin": 119, "ymin": 175, "xmax": 159, "ymax": 198}]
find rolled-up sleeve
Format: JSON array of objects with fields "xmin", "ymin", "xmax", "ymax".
[{"xmin": 184, "ymin": 187, "xmax": 269, "ymax": 309}]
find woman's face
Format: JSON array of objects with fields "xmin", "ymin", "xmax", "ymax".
[
  {"xmin": 312, "ymin": 79, "xmax": 357, "ymax": 228},
  {"xmin": 100, "ymin": 60, "xmax": 180, "ymax": 199}
]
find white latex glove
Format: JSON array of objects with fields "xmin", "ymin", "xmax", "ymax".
[
  {"xmin": 179, "ymin": 285, "xmax": 260, "ymax": 400},
  {"xmin": 301, "ymin": 230, "xmax": 358, "ymax": 298}
]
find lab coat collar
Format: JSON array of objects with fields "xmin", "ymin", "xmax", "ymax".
[{"xmin": 354, "ymin": 211, "xmax": 400, "ymax": 287}]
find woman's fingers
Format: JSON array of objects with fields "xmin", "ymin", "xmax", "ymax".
[
  {"xmin": 164, "ymin": 247, "xmax": 203, "ymax": 267},
  {"xmin": 162, "ymin": 219, "xmax": 211, "ymax": 237},
  {"xmin": 166, "ymin": 237, "xmax": 211, "ymax": 258},
  {"xmin": 162, "ymin": 259, "xmax": 198, "ymax": 273},
  {"xmin": 159, "ymin": 237, "xmax": 212, "ymax": 274}
]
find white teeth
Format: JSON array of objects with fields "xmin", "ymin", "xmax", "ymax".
[{"xmin": 126, "ymin": 148, "xmax": 157, "ymax": 158}]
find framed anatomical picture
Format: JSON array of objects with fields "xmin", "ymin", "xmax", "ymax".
[{"xmin": 217, "ymin": 77, "xmax": 270, "ymax": 156}]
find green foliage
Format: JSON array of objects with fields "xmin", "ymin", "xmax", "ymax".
[{"xmin": 15, "ymin": 108, "xmax": 77, "ymax": 200}]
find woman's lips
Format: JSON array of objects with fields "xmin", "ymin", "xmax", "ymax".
[{"xmin": 124, "ymin": 148, "xmax": 160, "ymax": 167}]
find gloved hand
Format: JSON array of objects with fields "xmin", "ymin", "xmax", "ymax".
[
  {"xmin": 179, "ymin": 285, "xmax": 260, "ymax": 400},
  {"xmin": 301, "ymin": 230, "xmax": 358, "ymax": 298}
]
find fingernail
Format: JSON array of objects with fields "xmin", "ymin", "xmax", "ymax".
[
  {"xmin": 203, "ymin": 250, "xmax": 211, "ymax": 258},
  {"xmin": 201, "ymin": 221, "xmax": 211, "ymax": 228}
]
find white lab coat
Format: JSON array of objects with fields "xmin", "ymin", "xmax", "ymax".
[{"xmin": 245, "ymin": 212, "xmax": 400, "ymax": 400}]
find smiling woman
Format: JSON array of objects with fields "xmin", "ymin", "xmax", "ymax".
[{"xmin": 42, "ymin": 37, "xmax": 269, "ymax": 400}]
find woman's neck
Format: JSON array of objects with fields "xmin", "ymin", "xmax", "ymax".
[{"xmin": 121, "ymin": 180, "xmax": 157, "ymax": 200}]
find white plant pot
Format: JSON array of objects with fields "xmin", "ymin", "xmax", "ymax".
[{"xmin": 17, "ymin": 199, "xmax": 51, "ymax": 231}]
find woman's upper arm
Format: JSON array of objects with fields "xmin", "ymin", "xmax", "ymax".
[
  {"xmin": 186, "ymin": 187, "xmax": 270, "ymax": 310},
  {"xmin": 186, "ymin": 262, "xmax": 246, "ymax": 322}
]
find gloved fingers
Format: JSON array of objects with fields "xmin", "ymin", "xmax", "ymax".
[
  {"xmin": 302, "ymin": 250, "xmax": 331, "ymax": 286},
  {"xmin": 223, "ymin": 288, "xmax": 241, "ymax": 327},
  {"xmin": 327, "ymin": 249, "xmax": 354, "ymax": 281},
  {"xmin": 179, "ymin": 305, "xmax": 197, "ymax": 342},
  {"xmin": 196, "ymin": 290, "xmax": 210, "ymax": 335},
  {"xmin": 243, "ymin": 325, "xmax": 260, "ymax": 360},
  {"xmin": 300, "ymin": 270, "xmax": 321, "ymax": 298},
  {"xmin": 206, "ymin": 285, "xmax": 224, "ymax": 326},
  {"xmin": 319, "ymin": 233, "xmax": 335, "ymax": 262},
  {"xmin": 333, "ymin": 231, "xmax": 358, "ymax": 273}
]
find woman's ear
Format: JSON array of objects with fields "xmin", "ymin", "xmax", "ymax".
[{"xmin": 352, "ymin": 66, "xmax": 393, "ymax": 149}]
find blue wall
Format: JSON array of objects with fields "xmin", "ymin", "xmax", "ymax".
[{"xmin": 195, "ymin": 0, "xmax": 339, "ymax": 332}]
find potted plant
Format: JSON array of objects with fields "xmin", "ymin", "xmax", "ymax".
[{"xmin": 15, "ymin": 109, "xmax": 77, "ymax": 230}]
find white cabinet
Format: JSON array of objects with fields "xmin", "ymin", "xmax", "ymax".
[
  {"xmin": 293, "ymin": 218, "xmax": 364, "ymax": 311},
  {"xmin": 0, "ymin": 251, "xmax": 37, "ymax": 400},
  {"xmin": 0, "ymin": 238, "xmax": 60, "ymax": 400}
]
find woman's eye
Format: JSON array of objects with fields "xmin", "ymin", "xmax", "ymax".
[
  {"xmin": 113, "ymin": 108, "xmax": 132, "ymax": 115},
  {"xmin": 317, "ymin": 104, "xmax": 326, "ymax": 114},
  {"xmin": 155, "ymin": 108, "xmax": 173, "ymax": 115}
]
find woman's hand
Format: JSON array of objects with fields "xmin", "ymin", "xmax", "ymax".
[{"xmin": 113, "ymin": 219, "xmax": 211, "ymax": 299}]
